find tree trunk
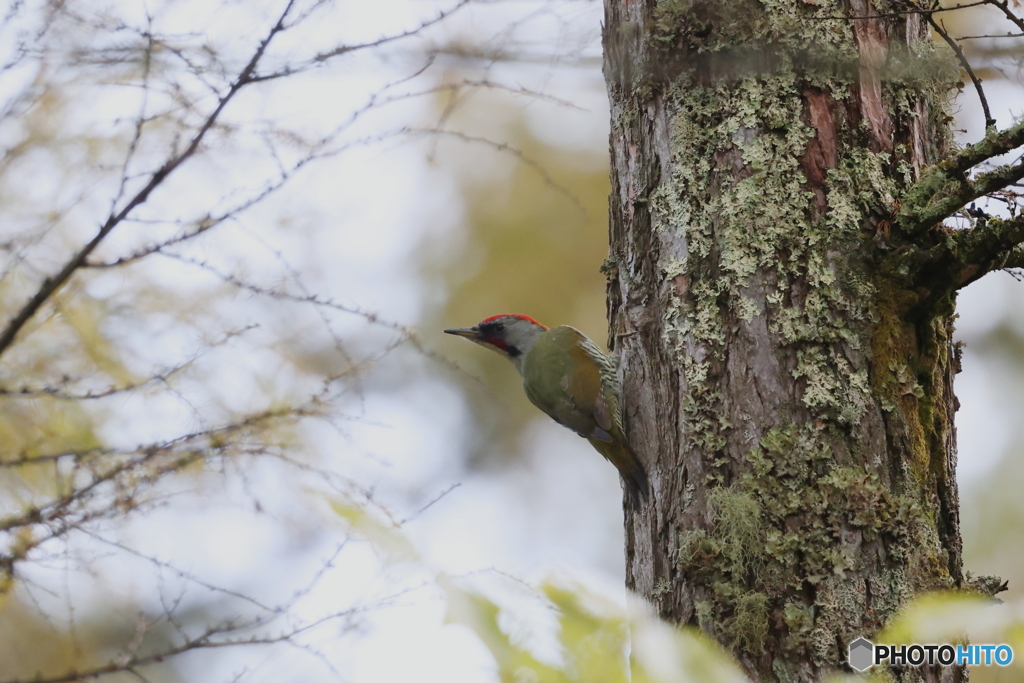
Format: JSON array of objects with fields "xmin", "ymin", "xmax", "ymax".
[{"xmin": 603, "ymin": 2, "xmax": 967, "ymax": 680}]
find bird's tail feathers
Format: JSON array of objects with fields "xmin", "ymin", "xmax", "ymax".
[{"xmin": 589, "ymin": 438, "xmax": 649, "ymax": 504}]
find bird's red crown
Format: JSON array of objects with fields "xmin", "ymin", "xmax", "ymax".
[{"xmin": 480, "ymin": 313, "xmax": 548, "ymax": 329}]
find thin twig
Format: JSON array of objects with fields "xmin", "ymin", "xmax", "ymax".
[
  {"xmin": 156, "ymin": 252, "xmax": 469, "ymax": 377},
  {"xmin": 928, "ymin": 14, "xmax": 996, "ymax": 129},
  {"xmin": 402, "ymin": 127, "xmax": 589, "ymax": 218},
  {"xmin": 0, "ymin": 326, "xmax": 257, "ymax": 400},
  {"xmin": 110, "ymin": 17, "xmax": 155, "ymax": 213},
  {"xmin": 956, "ymin": 32, "xmax": 1024, "ymax": 39},
  {"xmin": 807, "ymin": 1, "xmax": 991, "ymax": 21},
  {"xmin": 400, "ymin": 483, "xmax": 462, "ymax": 525},
  {"xmin": 81, "ymin": 531, "xmax": 279, "ymax": 614},
  {"xmin": 247, "ymin": 0, "xmax": 472, "ymax": 83}
]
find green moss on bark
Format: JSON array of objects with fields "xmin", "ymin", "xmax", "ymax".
[{"xmin": 674, "ymin": 423, "xmax": 937, "ymax": 668}]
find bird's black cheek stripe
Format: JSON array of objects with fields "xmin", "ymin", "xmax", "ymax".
[{"xmin": 506, "ymin": 345, "xmax": 521, "ymax": 357}]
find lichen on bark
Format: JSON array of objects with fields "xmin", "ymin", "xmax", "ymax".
[{"xmin": 603, "ymin": 0, "xmax": 970, "ymax": 680}]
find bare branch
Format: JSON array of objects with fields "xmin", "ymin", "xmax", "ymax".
[
  {"xmin": 0, "ymin": 615, "xmax": 303, "ymax": 683},
  {"xmin": 928, "ymin": 14, "xmax": 996, "ymax": 129},
  {"xmin": 400, "ymin": 483, "xmax": 462, "ymax": 525},
  {"xmin": 955, "ymin": 32, "xmax": 1024, "ymax": 39},
  {"xmin": 0, "ymin": 325, "xmax": 257, "ymax": 400},
  {"xmin": 807, "ymin": 1, "xmax": 992, "ymax": 21},
  {"xmin": 0, "ymin": 404, "xmax": 312, "ymax": 547},
  {"xmin": 0, "ymin": 577, "xmax": 432, "ymax": 683},
  {"xmin": 157, "ymin": 253, "xmax": 467, "ymax": 376},
  {"xmin": 84, "ymin": 73, "xmax": 510, "ymax": 272},
  {"xmin": 0, "ymin": 0, "xmax": 300, "ymax": 359},
  {"xmin": 81, "ymin": 531, "xmax": 279, "ymax": 614},
  {"xmin": 110, "ymin": 18, "xmax": 156, "ymax": 213},
  {"xmin": 247, "ymin": 0, "xmax": 472, "ymax": 83}
]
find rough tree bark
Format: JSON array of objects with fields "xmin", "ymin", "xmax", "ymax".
[{"xmin": 603, "ymin": 1, "xmax": 1024, "ymax": 681}]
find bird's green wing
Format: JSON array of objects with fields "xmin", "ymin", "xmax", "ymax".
[
  {"xmin": 559, "ymin": 327, "xmax": 622, "ymax": 442},
  {"xmin": 533, "ymin": 327, "xmax": 648, "ymax": 501}
]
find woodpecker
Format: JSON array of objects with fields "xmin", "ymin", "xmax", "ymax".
[{"xmin": 445, "ymin": 314, "xmax": 649, "ymax": 501}]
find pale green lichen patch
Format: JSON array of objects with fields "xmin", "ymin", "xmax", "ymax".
[
  {"xmin": 793, "ymin": 347, "xmax": 871, "ymax": 422},
  {"xmin": 826, "ymin": 146, "xmax": 900, "ymax": 223},
  {"xmin": 652, "ymin": 68, "xmax": 879, "ymax": 446},
  {"xmin": 736, "ymin": 295, "xmax": 760, "ymax": 323},
  {"xmin": 708, "ymin": 487, "xmax": 765, "ymax": 577},
  {"xmin": 652, "ymin": 0, "xmax": 857, "ymax": 55}
]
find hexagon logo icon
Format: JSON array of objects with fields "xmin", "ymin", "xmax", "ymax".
[{"xmin": 849, "ymin": 637, "xmax": 874, "ymax": 672}]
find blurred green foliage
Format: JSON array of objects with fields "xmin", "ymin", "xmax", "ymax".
[
  {"xmin": 443, "ymin": 577, "xmax": 752, "ymax": 683},
  {"xmin": 337, "ymin": 494, "xmax": 1024, "ymax": 683},
  {"xmin": 337, "ymin": 494, "xmax": 751, "ymax": 683}
]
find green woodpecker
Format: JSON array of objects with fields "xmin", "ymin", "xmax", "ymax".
[{"xmin": 445, "ymin": 314, "xmax": 648, "ymax": 501}]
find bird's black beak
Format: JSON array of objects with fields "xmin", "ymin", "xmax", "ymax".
[{"xmin": 444, "ymin": 326, "xmax": 480, "ymax": 339}]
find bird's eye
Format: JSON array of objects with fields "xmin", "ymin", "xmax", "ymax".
[{"xmin": 493, "ymin": 323, "xmax": 504, "ymax": 332}]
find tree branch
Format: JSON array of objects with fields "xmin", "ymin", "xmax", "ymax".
[
  {"xmin": 946, "ymin": 216, "xmax": 1024, "ymax": 289},
  {"xmin": 157, "ymin": 252, "xmax": 467, "ymax": 375},
  {"xmin": 0, "ymin": 616, "xmax": 302, "ymax": 683},
  {"xmin": 956, "ymin": 31, "xmax": 1024, "ymax": 39},
  {"xmin": 895, "ymin": 118, "xmax": 1024, "ymax": 236},
  {"xmin": 988, "ymin": 0, "xmax": 1024, "ymax": 34},
  {"xmin": 997, "ymin": 238, "xmax": 1024, "ymax": 269},
  {"xmin": 402, "ymin": 127, "xmax": 588, "ymax": 217}
]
